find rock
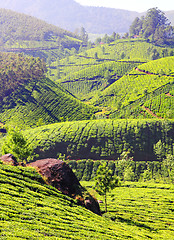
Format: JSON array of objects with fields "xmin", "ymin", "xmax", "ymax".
[
  {"xmin": 0, "ymin": 153, "xmax": 18, "ymax": 166},
  {"xmin": 29, "ymin": 158, "xmax": 80, "ymax": 196},
  {"xmin": 85, "ymin": 198, "xmax": 101, "ymax": 215},
  {"xmin": 29, "ymin": 158, "xmax": 101, "ymax": 215}
]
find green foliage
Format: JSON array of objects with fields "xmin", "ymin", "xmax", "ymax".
[
  {"xmin": 0, "ymin": 52, "xmax": 47, "ymax": 101},
  {"xmin": 1, "ymin": 127, "xmax": 34, "ymax": 163},
  {"xmin": 0, "ymin": 52, "xmax": 97, "ymax": 128},
  {"xmin": 0, "ymin": 164, "xmax": 132, "ymax": 240},
  {"xmin": 82, "ymin": 180, "xmax": 174, "ymax": 239},
  {"xmin": 162, "ymin": 154, "xmax": 174, "ymax": 182},
  {"xmin": 130, "ymin": 8, "xmax": 173, "ymax": 45},
  {"xmin": 57, "ymin": 60, "xmax": 140, "ymax": 100},
  {"xmin": 93, "ymin": 57, "xmax": 174, "ymax": 119},
  {"xmin": 2, "ymin": 163, "xmax": 173, "ymax": 239},
  {"xmin": 17, "ymin": 119, "xmax": 174, "ymax": 161},
  {"xmin": 95, "ymin": 163, "xmax": 119, "ymax": 212}
]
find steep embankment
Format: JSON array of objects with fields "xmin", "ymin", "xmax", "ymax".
[
  {"xmin": 0, "ymin": 52, "xmax": 96, "ymax": 128},
  {"xmin": 0, "ymin": 161, "xmax": 153, "ymax": 240}
]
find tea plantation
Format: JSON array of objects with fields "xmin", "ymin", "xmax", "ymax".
[
  {"xmin": 22, "ymin": 119, "xmax": 174, "ymax": 161},
  {"xmin": 0, "ymin": 161, "xmax": 165, "ymax": 240},
  {"xmin": 82, "ymin": 181, "xmax": 174, "ymax": 240}
]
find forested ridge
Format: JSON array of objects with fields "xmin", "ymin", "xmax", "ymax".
[
  {"xmin": 0, "ymin": 52, "xmax": 46, "ymax": 100},
  {"xmin": 0, "ymin": 8, "xmax": 78, "ymax": 42}
]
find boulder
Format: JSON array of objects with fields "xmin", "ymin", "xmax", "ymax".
[
  {"xmin": 0, "ymin": 153, "xmax": 18, "ymax": 166},
  {"xmin": 29, "ymin": 158, "xmax": 101, "ymax": 215},
  {"xmin": 29, "ymin": 158, "xmax": 80, "ymax": 196}
]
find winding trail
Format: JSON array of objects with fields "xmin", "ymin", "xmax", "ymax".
[
  {"xmin": 142, "ymin": 106, "xmax": 163, "ymax": 119},
  {"xmin": 135, "ymin": 67, "xmax": 174, "ymax": 78}
]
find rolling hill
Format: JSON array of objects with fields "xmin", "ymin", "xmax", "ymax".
[
  {"xmin": 47, "ymin": 39, "xmax": 174, "ymax": 120},
  {"xmin": 0, "ymin": 52, "xmax": 96, "ymax": 128},
  {"xmin": 0, "ymin": 162, "xmax": 140, "ymax": 240},
  {"xmin": 21, "ymin": 119, "xmax": 174, "ymax": 161},
  {"xmin": 91, "ymin": 56, "xmax": 174, "ymax": 119},
  {"xmin": 0, "ymin": 8, "xmax": 82, "ymax": 60},
  {"xmin": 1, "ymin": 161, "xmax": 174, "ymax": 239}
]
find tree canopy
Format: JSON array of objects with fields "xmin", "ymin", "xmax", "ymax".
[
  {"xmin": 95, "ymin": 163, "xmax": 119, "ymax": 213},
  {"xmin": 129, "ymin": 8, "xmax": 174, "ymax": 45}
]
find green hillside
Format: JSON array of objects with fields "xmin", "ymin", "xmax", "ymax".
[
  {"xmin": 57, "ymin": 60, "xmax": 142, "ymax": 101},
  {"xmin": 0, "ymin": 52, "xmax": 96, "ymax": 128},
  {"xmin": 0, "ymin": 162, "xmax": 136, "ymax": 240},
  {"xmin": 1, "ymin": 162, "xmax": 174, "ymax": 240},
  {"xmin": 80, "ymin": 39, "xmax": 174, "ymax": 61},
  {"xmin": 0, "ymin": 8, "xmax": 82, "ymax": 60},
  {"xmin": 19, "ymin": 119, "xmax": 174, "ymax": 161},
  {"xmin": 49, "ymin": 38, "xmax": 172, "ymax": 81},
  {"xmin": 47, "ymin": 39, "xmax": 174, "ymax": 103},
  {"xmin": 91, "ymin": 57, "xmax": 174, "ymax": 119}
]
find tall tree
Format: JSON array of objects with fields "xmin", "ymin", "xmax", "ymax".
[
  {"xmin": 94, "ymin": 163, "xmax": 119, "ymax": 213},
  {"xmin": 130, "ymin": 8, "xmax": 173, "ymax": 45},
  {"xmin": 142, "ymin": 8, "xmax": 170, "ymax": 38},
  {"xmin": 1, "ymin": 127, "xmax": 34, "ymax": 164},
  {"xmin": 80, "ymin": 27, "xmax": 88, "ymax": 44},
  {"xmin": 129, "ymin": 17, "xmax": 143, "ymax": 36}
]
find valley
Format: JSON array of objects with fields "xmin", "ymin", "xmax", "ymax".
[{"xmin": 0, "ymin": 5, "xmax": 174, "ymax": 240}]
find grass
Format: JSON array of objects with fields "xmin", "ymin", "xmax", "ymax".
[
  {"xmin": 81, "ymin": 181, "xmax": 174, "ymax": 240},
  {"xmin": 0, "ymin": 162, "xmax": 165, "ymax": 240}
]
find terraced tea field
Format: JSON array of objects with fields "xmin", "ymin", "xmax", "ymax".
[
  {"xmin": 1, "ymin": 162, "xmax": 167, "ymax": 240},
  {"xmin": 82, "ymin": 181, "xmax": 174, "ymax": 240}
]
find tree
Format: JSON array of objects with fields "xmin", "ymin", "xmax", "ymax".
[
  {"xmin": 142, "ymin": 8, "xmax": 170, "ymax": 39},
  {"xmin": 154, "ymin": 140, "xmax": 165, "ymax": 161},
  {"xmin": 94, "ymin": 163, "xmax": 119, "ymax": 213},
  {"xmin": 94, "ymin": 52, "xmax": 98, "ymax": 59},
  {"xmin": 130, "ymin": 8, "xmax": 172, "ymax": 45},
  {"xmin": 80, "ymin": 27, "xmax": 88, "ymax": 44},
  {"xmin": 162, "ymin": 154, "xmax": 174, "ymax": 183},
  {"xmin": 1, "ymin": 127, "xmax": 34, "ymax": 164},
  {"xmin": 129, "ymin": 17, "xmax": 143, "ymax": 36}
]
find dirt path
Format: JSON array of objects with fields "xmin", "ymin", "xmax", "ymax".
[
  {"xmin": 166, "ymin": 92, "xmax": 174, "ymax": 97},
  {"xmin": 135, "ymin": 67, "xmax": 174, "ymax": 78},
  {"xmin": 142, "ymin": 106, "xmax": 163, "ymax": 119}
]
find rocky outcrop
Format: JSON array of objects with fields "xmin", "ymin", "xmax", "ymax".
[
  {"xmin": 0, "ymin": 153, "xmax": 18, "ymax": 166},
  {"xmin": 28, "ymin": 158, "xmax": 101, "ymax": 215},
  {"xmin": 0, "ymin": 155, "xmax": 101, "ymax": 215},
  {"xmin": 29, "ymin": 158, "xmax": 80, "ymax": 196}
]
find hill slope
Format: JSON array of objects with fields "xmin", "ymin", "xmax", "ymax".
[
  {"xmin": 0, "ymin": 8, "xmax": 82, "ymax": 60},
  {"xmin": 49, "ymin": 39, "xmax": 174, "ymax": 107},
  {"xmin": 0, "ymin": 52, "xmax": 96, "ymax": 128},
  {"xmin": 0, "ymin": 161, "xmax": 159, "ymax": 240},
  {"xmin": 91, "ymin": 56, "xmax": 174, "ymax": 119},
  {"xmin": 21, "ymin": 119, "xmax": 174, "ymax": 161}
]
